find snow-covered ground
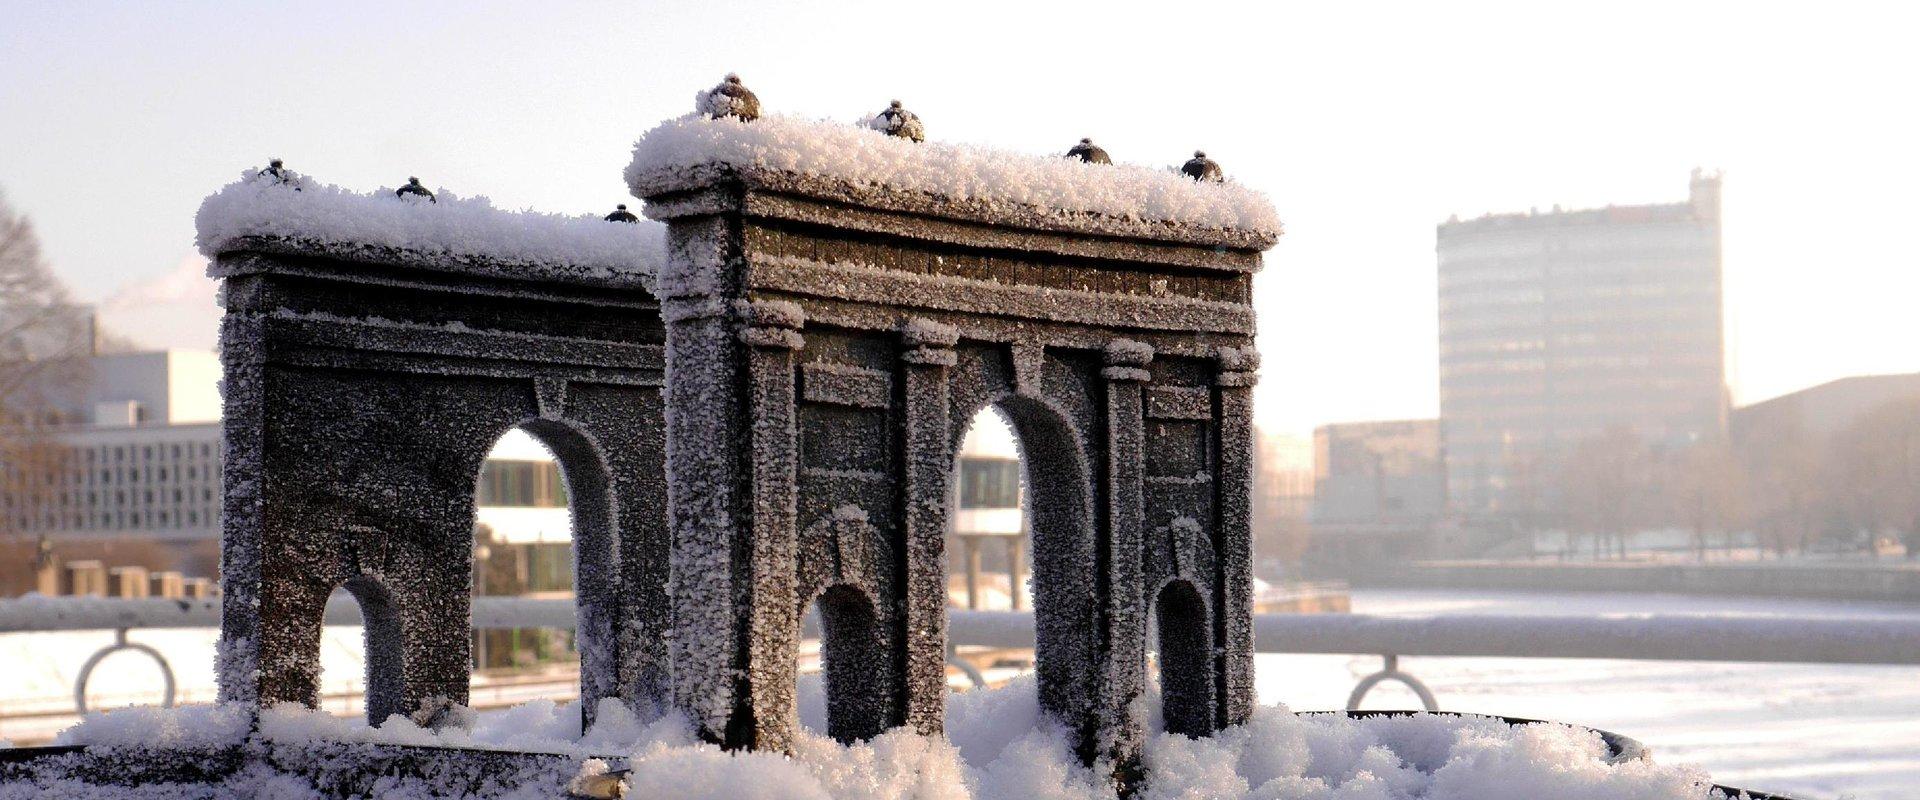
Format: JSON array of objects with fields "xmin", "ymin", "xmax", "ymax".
[
  {"xmin": 1256, "ymin": 590, "xmax": 1920, "ymax": 800},
  {"xmin": 4, "ymin": 590, "xmax": 1915, "ymax": 798}
]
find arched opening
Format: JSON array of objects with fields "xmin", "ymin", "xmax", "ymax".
[
  {"xmin": 810, "ymin": 584, "xmax": 889, "ymax": 743},
  {"xmin": 339, "ymin": 574, "xmax": 406, "ymax": 723},
  {"xmin": 469, "ymin": 423, "xmax": 615, "ymax": 720},
  {"xmin": 950, "ymin": 408, "xmax": 1029, "ymax": 613},
  {"xmin": 1152, "ymin": 579, "xmax": 1212, "ymax": 737},
  {"xmin": 949, "ymin": 395, "xmax": 1098, "ymax": 728}
]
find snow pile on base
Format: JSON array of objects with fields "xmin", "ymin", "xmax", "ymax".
[
  {"xmin": 195, "ymin": 169, "xmax": 664, "ymax": 278},
  {"xmin": 626, "ymin": 114, "xmax": 1280, "ymax": 237},
  {"xmin": 20, "ymin": 677, "xmax": 1746, "ymax": 799},
  {"xmin": 52, "ymin": 703, "xmax": 253, "ymax": 751}
]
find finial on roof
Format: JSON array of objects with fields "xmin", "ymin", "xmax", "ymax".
[
  {"xmin": 1066, "ymin": 137, "xmax": 1111, "ymax": 164},
  {"xmin": 700, "ymin": 73, "xmax": 761, "ymax": 121},
  {"xmin": 396, "ymin": 176, "xmax": 436, "ymax": 202},
  {"xmin": 253, "ymin": 157, "xmax": 304, "ymax": 190},
  {"xmin": 1181, "ymin": 151, "xmax": 1223, "ymax": 183},
  {"xmin": 869, "ymin": 99, "xmax": 925, "ymax": 143},
  {"xmin": 605, "ymin": 203, "xmax": 640, "ymax": 223}
]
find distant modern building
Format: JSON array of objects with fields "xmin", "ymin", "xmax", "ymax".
[
  {"xmin": 0, "ymin": 351, "xmax": 224, "ymax": 547},
  {"xmin": 0, "ymin": 350, "xmax": 577, "ymax": 595},
  {"xmin": 1250, "ymin": 430, "xmax": 1312, "ymax": 576},
  {"xmin": 1310, "ymin": 419, "xmax": 1446, "ymax": 528},
  {"xmin": 1306, "ymin": 419, "xmax": 1446, "ymax": 570},
  {"xmin": 1732, "ymin": 372, "xmax": 1920, "ymax": 445},
  {"xmin": 948, "ymin": 410, "xmax": 1026, "ymax": 609},
  {"xmin": 1437, "ymin": 171, "xmax": 1728, "ymax": 515}
]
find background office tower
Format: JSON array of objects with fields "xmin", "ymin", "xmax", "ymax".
[{"xmin": 1436, "ymin": 171, "xmax": 1728, "ymax": 519}]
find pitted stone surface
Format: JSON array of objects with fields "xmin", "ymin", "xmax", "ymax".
[{"xmin": 209, "ymin": 147, "xmax": 1274, "ymax": 787}]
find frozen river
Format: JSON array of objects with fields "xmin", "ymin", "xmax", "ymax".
[{"xmin": 1253, "ymin": 589, "xmax": 1920, "ymax": 800}]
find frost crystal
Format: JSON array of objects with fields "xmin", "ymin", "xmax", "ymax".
[
  {"xmin": 195, "ymin": 170, "xmax": 664, "ymax": 279},
  {"xmin": 24, "ymin": 687, "xmax": 1730, "ymax": 799},
  {"xmin": 626, "ymin": 114, "xmax": 1280, "ymax": 238}
]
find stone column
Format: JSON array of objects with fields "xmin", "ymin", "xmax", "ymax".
[
  {"xmin": 214, "ymin": 301, "xmax": 269, "ymax": 707},
  {"xmin": 741, "ymin": 300, "xmax": 805, "ymax": 751},
  {"xmin": 1099, "ymin": 339, "xmax": 1153, "ymax": 776},
  {"xmin": 1213, "ymin": 346, "xmax": 1260, "ymax": 728},
  {"xmin": 900, "ymin": 318, "xmax": 957, "ymax": 736},
  {"xmin": 659, "ymin": 217, "xmax": 756, "ymax": 746}
]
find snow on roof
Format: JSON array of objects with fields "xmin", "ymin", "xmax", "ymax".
[
  {"xmin": 195, "ymin": 169, "xmax": 664, "ymax": 280},
  {"xmin": 626, "ymin": 114, "xmax": 1281, "ymax": 244}
]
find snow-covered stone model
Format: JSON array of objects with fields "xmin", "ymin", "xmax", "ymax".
[
  {"xmin": 626, "ymin": 110, "xmax": 1273, "ymax": 772},
  {"xmin": 193, "ymin": 89, "xmax": 1274, "ymax": 788}
]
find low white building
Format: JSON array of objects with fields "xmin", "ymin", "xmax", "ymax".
[{"xmin": 0, "ymin": 350, "xmax": 574, "ymax": 594}]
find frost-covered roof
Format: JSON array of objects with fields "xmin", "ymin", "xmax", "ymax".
[
  {"xmin": 626, "ymin": 114, "xmax": 1281, "ymax": 247},
  {"xmin": 195, "ymin": 170, "xmax": 664, "ymax": 280}
]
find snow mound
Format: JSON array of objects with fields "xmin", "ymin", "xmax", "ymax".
[
  {"xmin": 195, "ymin": 169, "xmax": 664, "ymax": 279},
  {"xmin": 30, "ymin": 678, "xmax": 1742, "ymax": 799},
  {"xmin": 626, "ymin": 114, "xmax": 1281, "ymax": 241}
]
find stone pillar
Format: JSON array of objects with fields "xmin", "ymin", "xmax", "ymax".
[
  {"xmin": 1099, "ymin": 339, "xmax": 1153, "ymax": 776},
  {"xmin": 900, "ymin": 318, "xmax": 956, "ymax": 736},
  {"xmin": 659, "ymin": 216, "xmax": 753, "ymax": 746},
  {"xmin": 1213, "ymin": 346, "xmax": 1260, "ymax": 728},
  {"xmin": 741, "ymin": 300, "xmax": 805, "ymax": 751},
  {"xmin": 215, "ymin": 304, "xmax": 267, "ymax": 707},
  {"xmin": 659, "ymin": 212, "xmax": 810, "ymax": 750}
]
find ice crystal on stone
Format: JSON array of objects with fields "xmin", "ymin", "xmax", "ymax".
[
  {"xmin": 196, "ymin": 169, "xmax": 664, "ymax": 279},
  {"xmin": 626, "ymin": 114, "xmax": 1279, "ymax": 238}
]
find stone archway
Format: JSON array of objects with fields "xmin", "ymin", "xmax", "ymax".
[
  {"xmin": 210, "ymin": 147, "xmax": 1270, "ymax": 777},
  {"xmin": 211, "ymin": 242, "xmax": 669, "ymax": 728}
]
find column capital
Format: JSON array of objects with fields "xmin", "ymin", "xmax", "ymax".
[
  {"xmin": 1102, "ymin": 338, "xmax": 1154, "ymax": 382},
  {"xmin": 740, "ymin": 299, "xmax": 806, "ymax": 350},
  {"xmin": 901, "ymin": 318, "xmax": 959, "ymax": 366},
  {"xmin": 1215, "ymin": 345, "xmax": 1259, "ymax": 387}
]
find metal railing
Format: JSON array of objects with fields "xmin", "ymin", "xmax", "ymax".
[{"xmin": 7, "ymin": 597, "xmax": 1920, "ymax": 718}]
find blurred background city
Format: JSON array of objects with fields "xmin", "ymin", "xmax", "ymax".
[{"xmin": 3, "ymin": 3, "xmax": 1918, "ymax": 798}]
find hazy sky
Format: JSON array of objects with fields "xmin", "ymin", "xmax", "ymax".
[{"xmin": 3, "ymin": 1, "xmax": 1916, "ymax": 436}]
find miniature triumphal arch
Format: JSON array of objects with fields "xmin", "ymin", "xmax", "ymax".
[{"xmin": 211, "ymin": 135, "xmax": 1277, "ymax": 770}]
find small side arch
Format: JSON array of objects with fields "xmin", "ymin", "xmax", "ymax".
[
  {"xmin": 338, "ymin": 573, "xmax": 406, "ymax": 724},
  {"xmin": 1152, "ymin": 578, "xmax": 1213, "ymax": 737},
  {"xmin": 811, "ymin": 583, "xmax": 891, "ymax": 743}
]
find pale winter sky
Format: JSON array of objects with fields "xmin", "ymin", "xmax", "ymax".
[{"xmin": 2, "ymin": 1, "xmax": 1916, "ymax": 437}]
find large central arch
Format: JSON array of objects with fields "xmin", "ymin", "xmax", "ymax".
[{"xmin": 953, "ymin": 371, "xmax": 1101, "ymax": 745}]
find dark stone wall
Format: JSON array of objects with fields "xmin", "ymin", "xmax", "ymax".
[
  {"xmin": 212, "ymin": 244, "xmax": 667, "ymax": 729},
  {"xmin": 640, "ymin": 167, "xmax": 1269, "ymax": 776},
  {"xmin": 209, "ymin": 163, "xmax": 1271, "ymax": 787}
]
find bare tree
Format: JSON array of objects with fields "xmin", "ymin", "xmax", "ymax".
[
  {"xmin": 0, "ymin": 190, "xmax": 95, "ymax": 549},
  {"xmin": 1662, "ymin": 440, "xmax": 1748, "ymax": 560},
  {"xmin": 1825, "ymin": 398, "xmax": 1920, "ymax": 558},
  {"xmin": 1557, "ymin": 426, "xmax": 1650, "ymax": 560},
  {"xmin": 1735, "ymin": 416, "xmax": 1822, "ymax": 557}
]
